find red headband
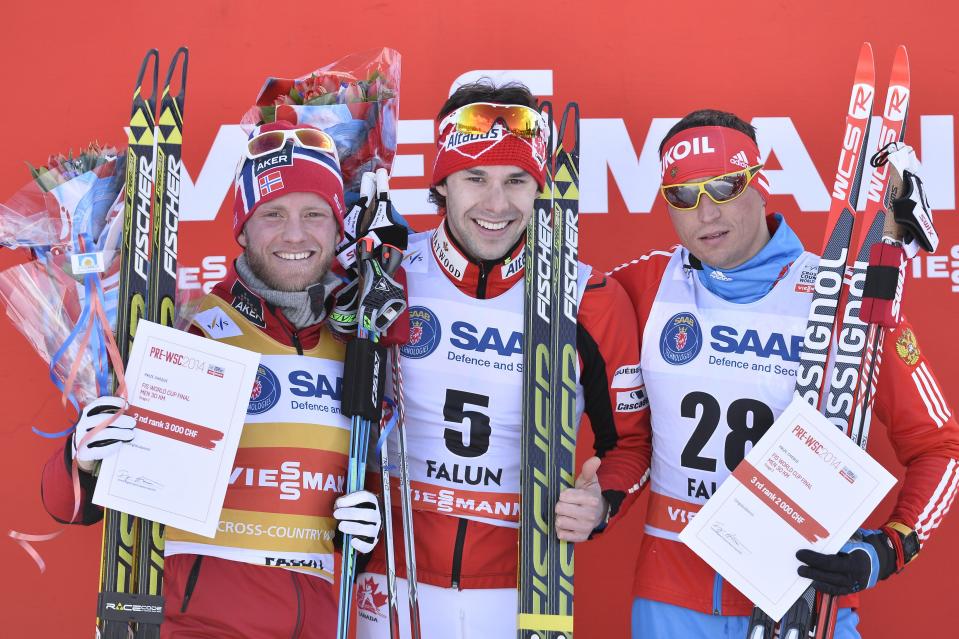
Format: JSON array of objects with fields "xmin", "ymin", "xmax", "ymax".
[
  {"xmin": 431, "ymin": 122, "xmax": 547, "ymax": 190},
  {"xmin": 660, "ymin": 125, "xmax": 769, "ymax": 200}
]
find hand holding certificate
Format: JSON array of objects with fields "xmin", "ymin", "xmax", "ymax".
[
  {"xmin": 679, "ymin": 397, "xmax": 897, "ymax": 620},
  {"xmin": 93, "ymin": 320, "xmax": 261, "ymax": 537}
]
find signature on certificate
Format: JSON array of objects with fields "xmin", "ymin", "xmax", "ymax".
[
  {"xmin": 118, "ymin": 469, "xmax": 164, "ymax": 492},
  {"xmin": 711, "ymin": 521, "xmax": 751, "ymax": 555}
]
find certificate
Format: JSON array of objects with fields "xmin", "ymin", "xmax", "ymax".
[
  {"xmin": 93, "ymin": 320, "xmax": 260, "ymax": 537},
  {"xmin": 678, "ymin": 396, "xmax": 896, "ymax": 620}
]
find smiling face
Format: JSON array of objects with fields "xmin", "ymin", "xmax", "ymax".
[
  {"xmin": 436, "ymin": 165, "xmax": 538, "ymax": 261},
  {"xmin": 667, "ymin": 184, "xmax": 770, "ymax": 269},
  {"xmin": 237, "ymin": 191, "xmax": 339, "ymax": 291}
]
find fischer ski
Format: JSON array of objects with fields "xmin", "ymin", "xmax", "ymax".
[
  {"xmin": 97, "ymin": 47, "xmax": 188, "ymax": 639},
  {"xmin": 748, "ymin": 41, "xmax": 876, "ymax": 639},
  {"xmin": 518, "ymin": 101, "xmax": 580, "ymax": 639},
  {"xmin": 98, "ymin": 48, "xmax": 160, "ymax": 639}
]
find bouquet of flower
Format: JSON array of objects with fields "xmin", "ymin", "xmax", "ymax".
[
  {"xmin": 0, "ymin": 145, "xmax": 127, "ymax": 410},
  {"xmin": 241, "ymin": 47, "xmax": 400, "ymax": 189}
]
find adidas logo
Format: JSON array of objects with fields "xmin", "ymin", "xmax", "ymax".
[
  {"xmin": 710, "ymin": 270, "xmax": 733, "ymax": 282},
  {"xmin": 729, "ymin": 151, "xmax": 750, "ymax": 169}
]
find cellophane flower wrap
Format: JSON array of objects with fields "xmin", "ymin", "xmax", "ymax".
[
  {"xmin": 0, "ymin": 145, "xmax": 126, "ymax": 407},
  {"xmin": 241, "ymin": 47, "xmax": 400, "ymax": 189}
]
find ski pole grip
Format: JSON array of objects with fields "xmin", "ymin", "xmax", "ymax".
[
  {"xmin": 860, "ymin": 242, "xmax": 906, "ymax": 327},
  {"xmin": 341, "ymin": 338, "xmax": 387, "ymax": 420}
]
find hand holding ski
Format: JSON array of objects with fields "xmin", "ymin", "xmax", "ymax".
[{"xmin": 555, "ymin": 457, "xmax": 608, "ymax": 542}]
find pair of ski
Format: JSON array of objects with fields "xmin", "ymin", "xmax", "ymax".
[
  {"xmin": 518, "ymin": 101, "xmax": 581, "ymax": 639},
  {"xmin": 748, "ymin": 42, "xmax": 930, "ymax": 639},
  {"xmin": 98, "ymin": 47, "xmax": 189, "ymax": 639}
]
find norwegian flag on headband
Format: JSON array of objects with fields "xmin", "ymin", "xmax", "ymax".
[{"xmin": 258, "ymin": 171, "xmax": 285, "ymax": 197}]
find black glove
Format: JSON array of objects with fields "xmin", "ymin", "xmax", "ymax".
[{"xmin": 796, "ymin": 526, "xmax": 916, "ymax": 595}]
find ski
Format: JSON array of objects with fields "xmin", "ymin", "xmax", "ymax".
[
  {"xmin": 549, "ymin": 103, "xmax": 580, "ymax": 639},
  {"xmin": 98, "ymin": 48, "xmax": 160, "ymax": 639},
  {"xmin": 98, "ymin": 47, "xmax": 188, "ymax": 638},
  {"xmin": 518, "ymin": 100, "xmax": 556, "ymax": 639},
  {"xmin": 812, "ymin": 44, "xmax": 911, "ymax": 639},
  {"xmin": 135, "ymin": 45, "xmax": 189, "ymax": 639},
  {"xmin": 748, "ymin": 41, "xmax": 876, "ymax": 639},
  {"xmin": 518, "ymin": 101, "xmax": 580, "ymax": 639}
]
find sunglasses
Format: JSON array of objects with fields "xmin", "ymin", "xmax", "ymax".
[
  {"xmin": 246, "ymin": 127, "xmax": 338, "ymax": 160},
  {"xmin": 439, "ymin": 102, "xmax": 549, "ymax": 140},
  {"xmin": 661, "ymin": 165, "xmax": 764, "ymax": 211}
]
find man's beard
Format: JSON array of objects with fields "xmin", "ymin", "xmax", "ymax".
[{"xmin": 244, "ymin": 248, "xmax": 334, "ymax": 292}]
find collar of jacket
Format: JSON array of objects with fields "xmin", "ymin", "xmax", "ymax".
[{"xmin": 429, "ymin": 220, "xmax": 525, "ymax": 299}]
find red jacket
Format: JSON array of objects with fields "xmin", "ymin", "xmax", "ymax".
[
  {"xmin": 364, "ymin": 222, "xmax": 652, "ymax": 588},
  {"xmin": 610, "ymin": 246, "xmax": 959, "ymax": 615},
  {"xmin": 40, "ymin": 265, "xmax": 340, "ymax": 639}
]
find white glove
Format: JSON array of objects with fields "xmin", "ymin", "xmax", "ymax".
[
  {"xmin": 333, "ymin": 489, "xmax": 382, "ymax": 554},
  {"xmin": 71, "ymin": 396, "xmax": 136, "ymax": 473},
  {"xmin": 882, "ymin": 142, "xmax": 938, "ymax": 256}
]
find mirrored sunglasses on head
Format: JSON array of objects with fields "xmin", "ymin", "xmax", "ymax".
[
  {"xmin": 439, "ymin": 102, "xmax": 549, "ymax": 140},
  {"xmin": 246, "ymin": 127, "xmax": 338, "ymax": 159},
  {"xmin": 661, "ymin": 165, "xmax": 764, "ymax": 211}
]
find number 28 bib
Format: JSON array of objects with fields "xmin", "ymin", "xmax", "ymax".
[{"xmin": 641, "ymin": 249, "xmax": 817, "ymax": 540}]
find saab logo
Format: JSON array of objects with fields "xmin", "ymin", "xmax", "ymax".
[
  {"xmin": 289, "ymin": 371, "xmax": 343, "ymax": 400},
  {"xmin": 616, "ymin": 388, "xmax": 648, "ymax": 412},
  {"xmin": 230, "ymin": 461, "xmax": 345, "ymax": 500},
  {"xmin": 848, "ymin": 83, "xmax": 874, "ymax": 119},
  {"xmin": 659, "ymin": 312, "xmax": 703, "ymax": 365},
  {"xmin": 451, "ymin": 321, "xmax": 522, "ymax": 356},
  {"xmin": 896, "ymin": 328, "xmax": 920, "ymax": 366},
  {"xmin": 248, "ymin": 365, "xmax": 282, "ymax": 415},
  {"xmin": 253, "ymin": 146, "xmax": 292, "ymax": 175},
  {"xmin": 258, "ymin": 171, "xmax": 284, "ymax": 197},
  {"xmin": 356, "ymin": 577, "xmax": 389, "ymax": 616},
  {"xmin": 710, "ymin": 326, "xmax": 802, "ymax": 362},
  {"xmin": 660, "ymin": 136, "xmax": 716, "ymax": 177},
  {"xmin": 611, "ymin": 364, "xmax": 643, "ymax": 389},
  {"xmin": 401, "ymin": 306, "xmax": 442, "ymax": 359},
  {"xmin": 885, "ymin": 86, "xmax": 910, "ymax": 122}
]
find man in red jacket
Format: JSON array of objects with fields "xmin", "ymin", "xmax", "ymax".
[
  {"xmin": 41, "ymin": 120, "xmax": 382, "ymax": 638},
  {"xmin": 354, "ymin": 82, "xmax": 652, "ymax": 638},
  {"xmin": 610, "ymin": 108, "xmax": 959, "ymax": 638}
]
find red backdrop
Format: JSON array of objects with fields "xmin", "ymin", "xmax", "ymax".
[{"xmin": 1, "ymin": 1, "xmax": 957, "ymax": 636}]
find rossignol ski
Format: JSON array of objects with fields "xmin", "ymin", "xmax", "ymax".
[
  {"xmin": 812, "ymin": 45, "xmax": 925, "ymax": 639},
  {"xmin": 98, "ymin": 47, "xmax": 188, "ymax": 639},
  {"xmin": 518, "ymin": 101, "xmax": 580, "ymax": 639},
  {"xmin": 748, "ymin": 41, "xmax": 876, "ymax": 639}
]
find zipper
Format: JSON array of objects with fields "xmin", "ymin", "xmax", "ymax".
[
  {"xmin": 180, "ymin": 555, "xmax": 204, "ymax": 613},
  {"xmin": 712, "ymin": 572, "xmax": 723, "ymax": 615},
  {"xmin": 290, "ymin": 329, "xmax": 303, "ymax": 355},
  {"xmin": 476, "ymin": 262, "xmax": 489, "ymax": 299},
  {"xmin": 291, "ymin": 571, "xmax": 304, "ymax": 638},
  {"xmin": 450, "ymin": 518, "xmax": 468, "ymax": 590}
]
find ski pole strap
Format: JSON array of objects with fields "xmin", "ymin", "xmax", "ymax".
[
  {"xmin": 341, "ymin": 338, "xmax": 387, "ymax": 421},
  {"xmin": 374, "ymin": 397, "xmax": 399, "ymax": 466},
  {"xmin": 860, "ymin": 241, "xmax": 906, "ymax": 327},
  {"xmin": 357, "ymin": 243, "xmax": 407, "ymax": 334}
]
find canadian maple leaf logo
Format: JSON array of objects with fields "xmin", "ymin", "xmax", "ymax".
[{"xmin": 356, "ymin": 577, "xmax": 389, "ymax": 616}]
